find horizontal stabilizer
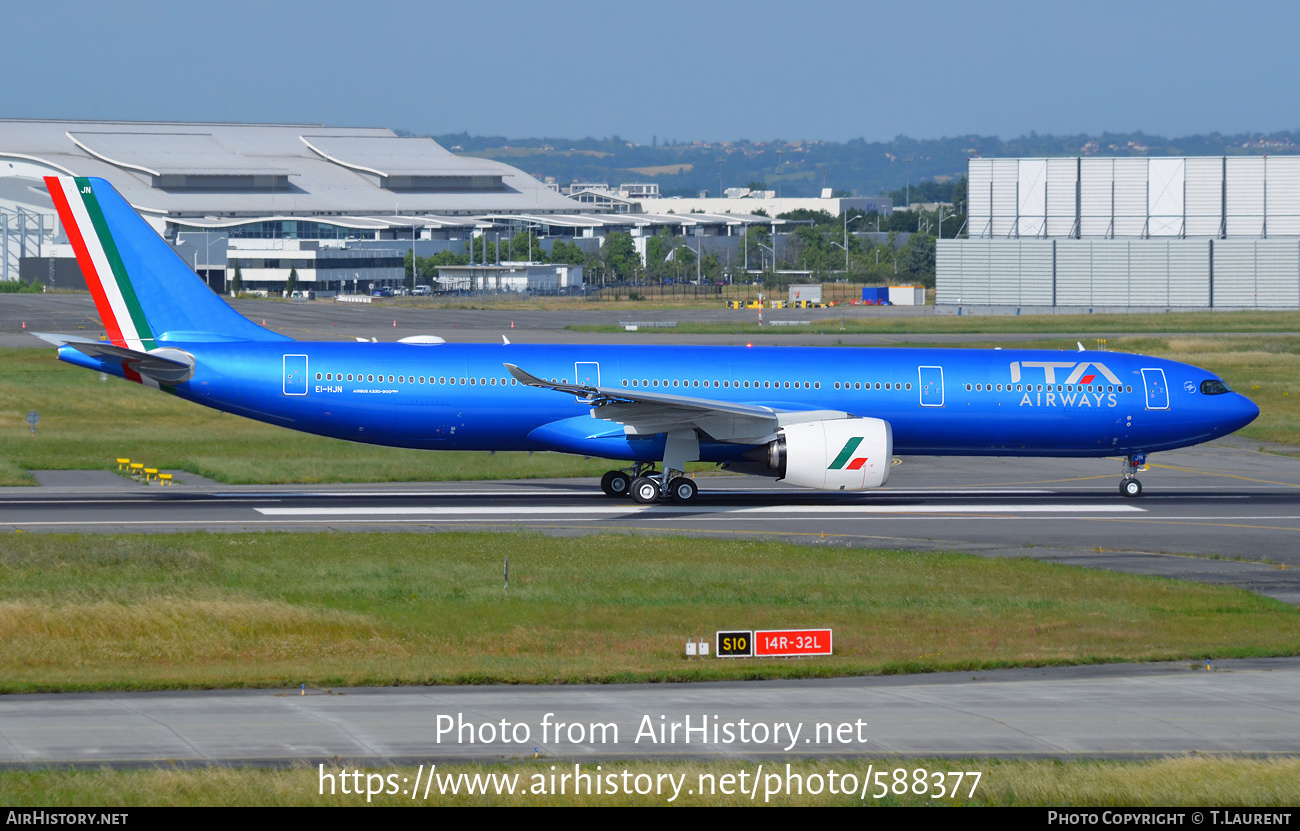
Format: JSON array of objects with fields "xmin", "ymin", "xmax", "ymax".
[{"xmin": 41, "ymin": 333, "xmax": 195, "ymax": 384}]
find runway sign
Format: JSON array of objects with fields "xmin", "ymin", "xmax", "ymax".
[
  {"xmin": 755, "ymin": 629, "xmax": 833, "ymax": 657},
  {"xmin": 716, "ymin": 630, "xmax": 753, "ymax": 658}
]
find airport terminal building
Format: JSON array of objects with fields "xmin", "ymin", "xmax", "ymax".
[
  {"xmin": 0, "ymin": 120, "xmax": 782, "ymax": 295},
  {"xmin": 937, "ymin": 155, "xmax": 1300, "ymax": 310}
]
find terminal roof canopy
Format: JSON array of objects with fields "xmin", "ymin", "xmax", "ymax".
[
  {"xmin": 0, "ymin": 120, "xmax": 580, "ymax": 216},
  {"xmin": 67, "ymin": 132, "xmax": 291, "ymax": 178}
]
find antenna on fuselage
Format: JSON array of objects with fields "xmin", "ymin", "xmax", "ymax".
[{"xmin": 1077, "ymin": 341, "xmax": 1085, "ymax": 352}]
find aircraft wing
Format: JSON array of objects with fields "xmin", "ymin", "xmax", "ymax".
[{"xmin": 504, "ymin": 363, "xmax": 849, "ymax": 443}]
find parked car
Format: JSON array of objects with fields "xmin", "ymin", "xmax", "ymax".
[{"xmin": 412, "ymin": 285, "xmax": 431, "ymax": 296}]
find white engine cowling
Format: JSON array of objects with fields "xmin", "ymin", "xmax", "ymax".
[{"xmin": 771, "ymin": 418, "xmax": 893, "ymax": 490}]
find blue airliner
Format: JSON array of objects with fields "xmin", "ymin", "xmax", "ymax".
[{"xmin": 38, "ymin": 176, "xmax": 1259, "ymax": 503}]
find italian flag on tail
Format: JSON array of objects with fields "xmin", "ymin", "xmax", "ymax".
[{"xmin": 45, "ymin": 176, "xmax": 157, "ymax": 354}]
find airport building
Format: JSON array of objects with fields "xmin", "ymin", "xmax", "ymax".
[
  {"xmin": 937, "ymin": 156, "xmax": 1300, "ymax": 309},
  {"xmin": 0, "ymin": 120, "xmax": 787, "ymax": 294}
]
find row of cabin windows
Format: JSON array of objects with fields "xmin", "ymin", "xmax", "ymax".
[
  {"xmin": 622, "ymin": 378, "xmax": 839, "ymax": 390},
  {"xmin": 317, "ymin": 372, "xmax": 521, "ymax": 386},
  {"xmin": 965, "ymin": 382, "xmax": 1133, "ymax": 394},
  {"xmin": 313, "ymin": 372, "xmax": 913, "ymax": 392}
]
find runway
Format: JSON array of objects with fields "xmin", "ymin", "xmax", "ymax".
[
  {"xmin": 6, "ymin": 441, "xmax": 1300, "ymax": 605},
  {"xmin": 3, "ymin": 658, "xmax": 1298, "ymax": 767}
]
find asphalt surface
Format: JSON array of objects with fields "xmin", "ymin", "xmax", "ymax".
[
  {"xmin": 7, "ymin": 441, "xmax": 1300, "ymax": 605},
  {"xmin": 5, "ymin": 292, "xmax": 1299, "ymax": 348},
  {"xmin": 3, "ymin": 658, "xmax": 1297, "ymax": 767}
]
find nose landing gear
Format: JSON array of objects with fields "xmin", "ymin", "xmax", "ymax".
[{"xmin": 1119, "ymin": 453, "xmax": 1147, "ymax": 497}]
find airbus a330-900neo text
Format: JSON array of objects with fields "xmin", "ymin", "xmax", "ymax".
[{"xmin": 38, "ymin": 176, "xmax": 1259, "ymax": 503}]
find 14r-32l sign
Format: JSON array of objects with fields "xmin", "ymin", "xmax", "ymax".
[{"xmin": 716, "ymin": 629, "xmax": 833, "ymax": 658}]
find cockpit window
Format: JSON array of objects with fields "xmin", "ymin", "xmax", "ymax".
[{"xmin": 1200, "ymin": 379, "xmax": 1231, "ymax": 395}]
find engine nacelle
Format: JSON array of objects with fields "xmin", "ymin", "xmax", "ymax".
[{"xmin": 765, "ymin": 418, "xmax": 893, "ymax": 490}]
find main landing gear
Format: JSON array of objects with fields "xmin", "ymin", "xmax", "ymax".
[
  {"xmin": 602, "ymin": 465, "xmax": 700, "ymax": 504},
  {"xmin": 1119, "ymin": 453, "xmax": 1147, "ymax": 498},
  {"xmin": 601, "ymin": 432, "xmax": 703, "ymax": 505}
]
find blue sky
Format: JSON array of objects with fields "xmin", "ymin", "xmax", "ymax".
[{"xmin": 11, "ymin": 0, "xmax": 1300, "ymax": 143}]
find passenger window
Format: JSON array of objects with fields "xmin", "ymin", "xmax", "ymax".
[
  {"xmin": 814, "ymin": 382, "xmax": 821, "ymax": 389},
  {"xmin": 470, "ymin": 378, "xmax": 476, "ymax": 385},
  {"xmin": 874, "ymin": 382, "xmax": 881, "ymax": 390},
  {"xmin": 906, "ymin": 383, "xmax": 911, "ymax": 390},
  {"xmin": 622, "ymin": 380, "xmax": 629, "ymax": 387}
]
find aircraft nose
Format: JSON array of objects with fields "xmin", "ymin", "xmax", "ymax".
[{"xmin": 1231, "ymin": 395, "xmax": 1260, "ymax": 432}]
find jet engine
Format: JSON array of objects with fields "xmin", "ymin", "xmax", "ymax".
[{"xmin": 759, "ymin": 418, "xmax": 893, "ymax": 490}]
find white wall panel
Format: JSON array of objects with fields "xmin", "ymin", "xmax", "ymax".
[
  {"xmin": 1128, "ymin": 240, "xmax": 1170, "ymax": 305},
  {"xmin": 1147, "ymin": 158, "xmax": 1185, "ymax": 237},
  {"xmin": 990, "ymin": 159, "xmax": 1019, "ymax": 238},
  {"xmin": 1213, "ymin": 239, "xmax": 1259, "ymax": 306},
  {"xmin": 1226, "ymin": 157, "xmax": 1265, "ymax": 237},
  {"xmin": 1046, "ymin": 158, "xmax": 1078, "ymax": 237},
  {"xmin": 1090, "ymin": 240, "xmax": 1131, "ymax": 304},
  {"xmin": 1018, "ymin": 239, "xmax": 1055, "ymax": 305},
  {"xmin": 1112, "ymin": 159, "xmax": 1148, "ymax": 237},
  {"xmin": 1254, "ymin": 240, "xmax": 1300, "ymax": 306},
  {"xmin": 968, "ymin": 158, "xmax": 993, "ymax": 238},
  {"xmin": 1184, "ymin": 157, "xmax": 1223, "ymax": 237},
  {"xmin": 1079, "ymin": 158, "xmax": 1114, "ymax": 237},
  {"xmin": 1055, "ymin": 240, "xmax": 1094, "ymax": 305},
  {"xmin": 1266, "ymin": 157, "xmax": 1300, "ymax": 236},
  {"xmin": 1168, "ymin": 240, "xmax": 1210, "ymax": 305},
  {"xmin": 1017, "ymin": 159, "xmax": 1047, "ymax": 237},
  {"xmin": 988, "ymin": 239, "xmax": 1020, "ymax": 303}
]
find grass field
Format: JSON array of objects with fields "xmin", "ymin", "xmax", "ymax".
[
  {"xmin": 2, "ymin": 332, "xmax": 1296, "ymax": 486},
  {"xmin": 3, "ymin": 756, "xmax": 1297, "ymax": 806},
  {"xmin": 2, "ymin": 532, "xmax": 1297, "ymax": 693},
  {"xmin": 569, "ymin": 308, "xmax": 1300, "ymax": 335},
  {"xmin": 0, "ymin": 348, "xmax": 624, "ymax": 487}
]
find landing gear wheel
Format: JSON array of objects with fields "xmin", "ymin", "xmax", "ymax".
[
  {"xmin": 667, "ymin": 476, "xmax": 698, "ymax": 504},
  {"xmin": 1120, "ymin": 478, "xmax": 1143, "ymax": 498},
  {"xmin": 601, "ymin": 470, "xmax": 632, "ymax": 498},
  {"xmin": 631, "ymin": 476, "xmax": 661, "ymax": 504}
]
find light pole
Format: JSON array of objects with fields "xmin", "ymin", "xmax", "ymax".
[
  {"xmin": 843, "ymin": 213, "xmax": 864, "ymax": 273},
  {"xmin": 669, "ymin": 243, "xmax": 701, "ymax": 284}
]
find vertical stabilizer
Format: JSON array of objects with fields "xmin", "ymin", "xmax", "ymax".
[{"xmin": 44, "ymin": 176, "xmax": 288, "ymax": 346}]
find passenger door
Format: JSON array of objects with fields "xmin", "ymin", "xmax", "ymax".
[
  {"xmin": 918, "ymin": 366, "xmax": 944, "ymax": 407},
  {"xmin": 283, "ymin": 354, "xmax": 308, "ymax": 396},
  {"xmin": 1141, "ymin": 368, "xmax": 1169, "ymax": 410}
]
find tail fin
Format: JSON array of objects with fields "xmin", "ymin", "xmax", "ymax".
[{"xmin": 44, "ymin": 176, "xmax": 288, "ymax": 348}]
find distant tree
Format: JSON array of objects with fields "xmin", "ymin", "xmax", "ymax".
[
  {"xmin": 549, "ymin": 238, "xmax": 585, "ymax": 265},
  {"xmin": 644, "ymin": 227, "xmax": 672, "ymax": 277},
  {"xmin": 745, "ymin": 180, "xmax": 768, "ymax": 191},
  {"xmin": 601, "ymin": 231, "xmax": 638, "ymax": 281},
  {"xmin": 230, "ymin": 261, "xmax": 242, "ymax": 295},
  {"xmin": 286, "ymin": 266, "xmax": 298, "ymax": 296},
  {"xmin": 901, "ymin": 233, "xmax": 936, "ymax": 287}
]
